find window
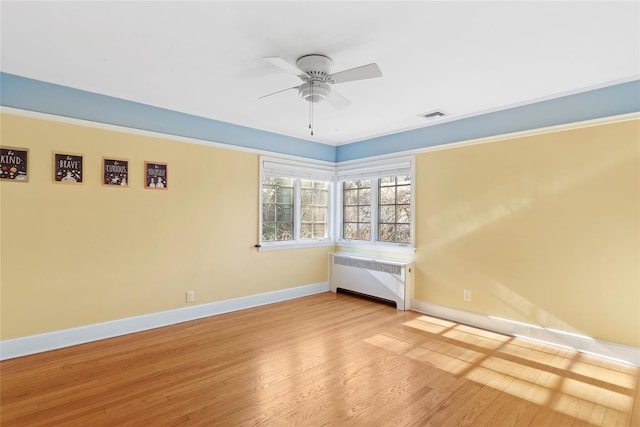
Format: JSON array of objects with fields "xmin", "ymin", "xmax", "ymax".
[
  {"xmin": 338, "ymin": 157, "xmax": 414, "ymax": 247},
  {"xmin": 259, "ymin": 156, "xmax": 413, "ymax": 250},
  {"xmin": 378, "ymin": 175, "xmax": 411, "ymax": 243},
  {"xmin": 261, "ymin": 176, "xmax": 294, "ymax": 241},
  {"xmin": 343, "ymin": 179, "xmax": 371, "ymax": 240},
  {"xmin": 260, "ymin": 157, "xmax": 334, "ymax": 248},
  {"xmin": 300, "ymin": 180, "xmax": 329, "ymax": 239}
]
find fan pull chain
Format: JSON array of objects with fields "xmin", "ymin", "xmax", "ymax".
[{"xmin": 309, "ymin": 82, "xmax": 314, "ymax": 135}]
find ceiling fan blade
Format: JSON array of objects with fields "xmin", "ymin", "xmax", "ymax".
[
  {"xmin": 325, "ymin": 88, "xmax": 351, "ymax": 110},
  {"xmin": 263, "ymin": 56, "xmax": 306, "ymax": 77},
  {"xmin": 329, "ymin": 63, "xmax": 382, "ymax": 84},
  {"xmin": 258, "ymin": 86, "xmax": 299, "ymax": 99}
]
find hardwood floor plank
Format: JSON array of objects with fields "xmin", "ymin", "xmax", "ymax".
[{"xmin": 1, "ymin": 292, "xmax": 638, "ymax": 426}]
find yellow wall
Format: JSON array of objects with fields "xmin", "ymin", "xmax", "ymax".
[
  {"xmin": 0, "ymin": 114, "xmax": 331, "ymax": 340},
  {"xmin": 414, "ymin": 119, "xmax": 640, "ymax": 347},
  {"xmin": 2, "ymin": 112, "xmax": 639, "ymax": 349}
]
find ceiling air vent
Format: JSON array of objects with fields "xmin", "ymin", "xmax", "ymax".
[{"xmin": 419, "ymin": 110, "xmax": 446, "ymax": 119}]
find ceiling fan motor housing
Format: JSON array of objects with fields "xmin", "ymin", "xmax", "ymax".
[
  {"xmin": 298, "ymin": 81, "xmax": 330, "ymax": 103},
  {"xmin": 296, "ymin": 54, "xmax": 334, "ymax": 75},
  {"xmin": 295, "ymin": 55, "xmax": 335, "ymax": 103}
]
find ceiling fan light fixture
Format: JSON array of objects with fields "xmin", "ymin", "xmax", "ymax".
[{"xmin": 298, "ymin": 82, "xmax": 330, "ymax": 103}]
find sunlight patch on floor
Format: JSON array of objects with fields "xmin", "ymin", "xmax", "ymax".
[
  {"xmin": 442, "ymin": 328, "xmax": 506, "ymax": 351},
  {"xmin": 559, "ymin": 377, "xmax": 634, "ymax": 412},
  {"xmin": 496, "ymin": 341, "xmax": 574, "ymax": 370},
  {"xmin": 397, "ymin": 313, "xmax": 639, "ymax": 425}
]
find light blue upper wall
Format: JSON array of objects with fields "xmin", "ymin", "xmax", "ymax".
[
  {"xmin": 336, "ymin": 79, "xmax": 640, "ymax": 162},
  {"xmin": 1, "ymin": 72, "xmax": 638, "ymax": 163},
  {"xmin": 0, "ymin": 73, "xmax": 336, "ymax": 162}
]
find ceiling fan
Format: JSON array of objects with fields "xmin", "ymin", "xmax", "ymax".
[{"xmin": 260, "ymin": 54, "xmax": 382, "ymax": 135}]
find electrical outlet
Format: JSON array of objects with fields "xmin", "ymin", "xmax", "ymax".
[
  {"xmin": 463, "ymin": 290, "xmax": 472, "ymax": 302},
  {"xmin": 186, "ymin": 290, "xmax": 195, "ymax": 303}
]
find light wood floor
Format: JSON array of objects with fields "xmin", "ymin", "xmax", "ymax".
[{"xmin": 2, "ymin": 292, "xmax": 639, "ymax": 426}]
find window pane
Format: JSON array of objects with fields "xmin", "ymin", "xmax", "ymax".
[
  {"xmin": 379, "ymin": 205, "xmax": 395, "ymax": 223},
  {"xmin": 380, "ymin": 176, "xmax": 396, "ymax": 186},
  {"xmin": 344, "ymin": 206, "xmax": 358, "ymax": 222},
  {"xmin": 277, "ymin": 205, "xmax": 292, "ymax": 222},
  {"xmin": 300, "ymin": 224, "xmax": 312, "ymax": 239},
  {"xmin": 397, "ymin": 185, "xmax": 411, "ymax": 204},
  {"xmin": 301, "ymin": 206, "xmax": 312, "ymax": 222},
  {"xmin": 379, "ymin": 224, "xmax": 395, "ymax": 242},
  {"xmin": 379, "ymin": 186, "xmax": 396, "ymax": 204},
  {"xmin": 263, "ymin": 205, "xmax": 275, "ymax": 222},
  {"xmin": 396, "ymin": 224, "xmax": 411, "ymax": 243},
  {"xmin": 300, "ymin": 180, "xmax": 329, "ymax": 240},
  {"xmin": 313, "ymin": 207, "xmax": 326, "ymax": 222},
  {"xmin": 315, "ymin": 190, "xmax": 327, "ymax": 205},
  {"xmin": 301, "ymin": 189, "xmax": 312, "ymax": 204},
  {"xmin": 344, "ymin": 189, "xmax": 358, "ymax": 205},
  {"xmin": 262, "ymin": 223, "xmax": 275, "ymax": 241},
  {"xmin": 358, "ymin": 206, "xmax": 370, "ymax": 222},
  {"xmin": 276, "ymin": 223, "xmax": 293, "ymax": 241},
  {"xmin": 343, "ymin": 180, "xmax": 372, "ymax": 241},
  {"xmin": 262, "ymin": 186, "xmax": 276, "ymax": 203},
  {"xmin": 357, "ymin": 224, "xmax": 371, "ymax": 240},
  {"xmin": 377, "ymin": 175, "xmax": 412, "ymax": 243},
  {"xmin": 277, "ymin": 187, "xmax": 293, "ymax": 204},
  {"xmin": 397, "ymin": 205, "xmax": 411, "ymax": 223},
  {"xmin": 262, "ymin": 175, "xmax": 294, "ymax": 242},
  {"xmin": 344, "ymin": 223, "xmax": 357, "ymax": 239},
  {"xmin": 313, "ymin": 224, "xmax": 326, "ymax": 238},
  {"xmin": 358, "ymin": 188, "xmax": 371, "ymax": 205},
  {"xmin": 262, "ymin": 176, "xmax": 278, "ymax": 185}
]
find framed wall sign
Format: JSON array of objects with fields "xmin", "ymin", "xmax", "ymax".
[
  {"xmin": 103, "ymin": 157, "xmax": 129, "ymax": 187},
  {"xmin": 53, "ymin": 152, "xmax": 84, "ymax": 184},
  {"xmin": 144, "ymin": 161, "xmax": 168, "ymax": 189},
  {"xmin": 0, "ymin": 146, "xmax": 29, "ymax": 182}
]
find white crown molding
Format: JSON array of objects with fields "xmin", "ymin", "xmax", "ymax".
[
  {"xmin": 414, "ymin": 111, "xmax": 640, "ymax": 155},
  {"xmin": 336, "ymin": 112, "xmax": 640, "ymax": 165},
  {"xmin": 4, "ymin": 108, "xmax": 638, "ymax": 168},
  {"xmin": 334, "ymin": 75, "xmax": 640, "ymax": 146},
  {"xmin": 0, "ymin": 106, "xmax": 336, "ymax": 167}
]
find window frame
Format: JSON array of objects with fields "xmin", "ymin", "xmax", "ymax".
[
  {"xmin": 258, "ymin": 155, "xmax": 414, "ymax": 254},
  {"xmin": 258, "ymin": 157, "xmax": 335, "ymax": 251},
  {"xmin": 336, "ymin": 156, "xmax": 415, "ymax": 253}
]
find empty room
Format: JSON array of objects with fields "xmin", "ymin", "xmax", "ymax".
[{"xmin": 1, "ymin": 1, "xmax": 639, "ymax": 426}]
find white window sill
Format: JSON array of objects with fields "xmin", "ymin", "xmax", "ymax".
[
  {"xmin": 258, "ymin": 240, "xmax": 335, "ymax": 252},
  {"xmin": 257, "ymin": 240, "xmax": 415, "ymax": 255},
  {"xmin": 335, "ymin": 240, "xmax": 416, "ymax": 256}
]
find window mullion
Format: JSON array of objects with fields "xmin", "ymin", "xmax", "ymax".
[
  {"xmin": 371, "ymin": 178, "xmax": 379, "ymax": 243},
  {"xmin": 294, "ymin": 178, "xmax": 301, "ymax": 243}
]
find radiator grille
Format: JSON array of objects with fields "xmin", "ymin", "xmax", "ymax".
[{"xmin": 333, "ymin": 256, "xmax": 402, "ymax": 275}]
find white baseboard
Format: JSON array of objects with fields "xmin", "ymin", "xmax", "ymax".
[
  {"xmin": 0, "ymin": 282, "xmax": 330, "ymax": 360},
  {"xmin": 411, "ymin": 299, "xmax": 640, "ymax": 367}
]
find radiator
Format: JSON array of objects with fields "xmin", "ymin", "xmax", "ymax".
[{"xmin": 329, "ymin": 253, "xmax": 413, "ymax": 310}]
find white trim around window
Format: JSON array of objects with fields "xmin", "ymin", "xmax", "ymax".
[
  {"xmin": 336, "ymin": 156, "xmax": 415, "ymax": 251},
  {"xmin": 259, "ymin": 157, "xmax": 335, "ymax": 251},
  {"xmin": 258, "ymin": 155, "xmax": 415, "ymax": 253}
]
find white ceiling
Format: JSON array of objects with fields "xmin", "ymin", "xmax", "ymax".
[{"xmin": 2, "ymin": 1, "xmax": 639, "ymax": 146}]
